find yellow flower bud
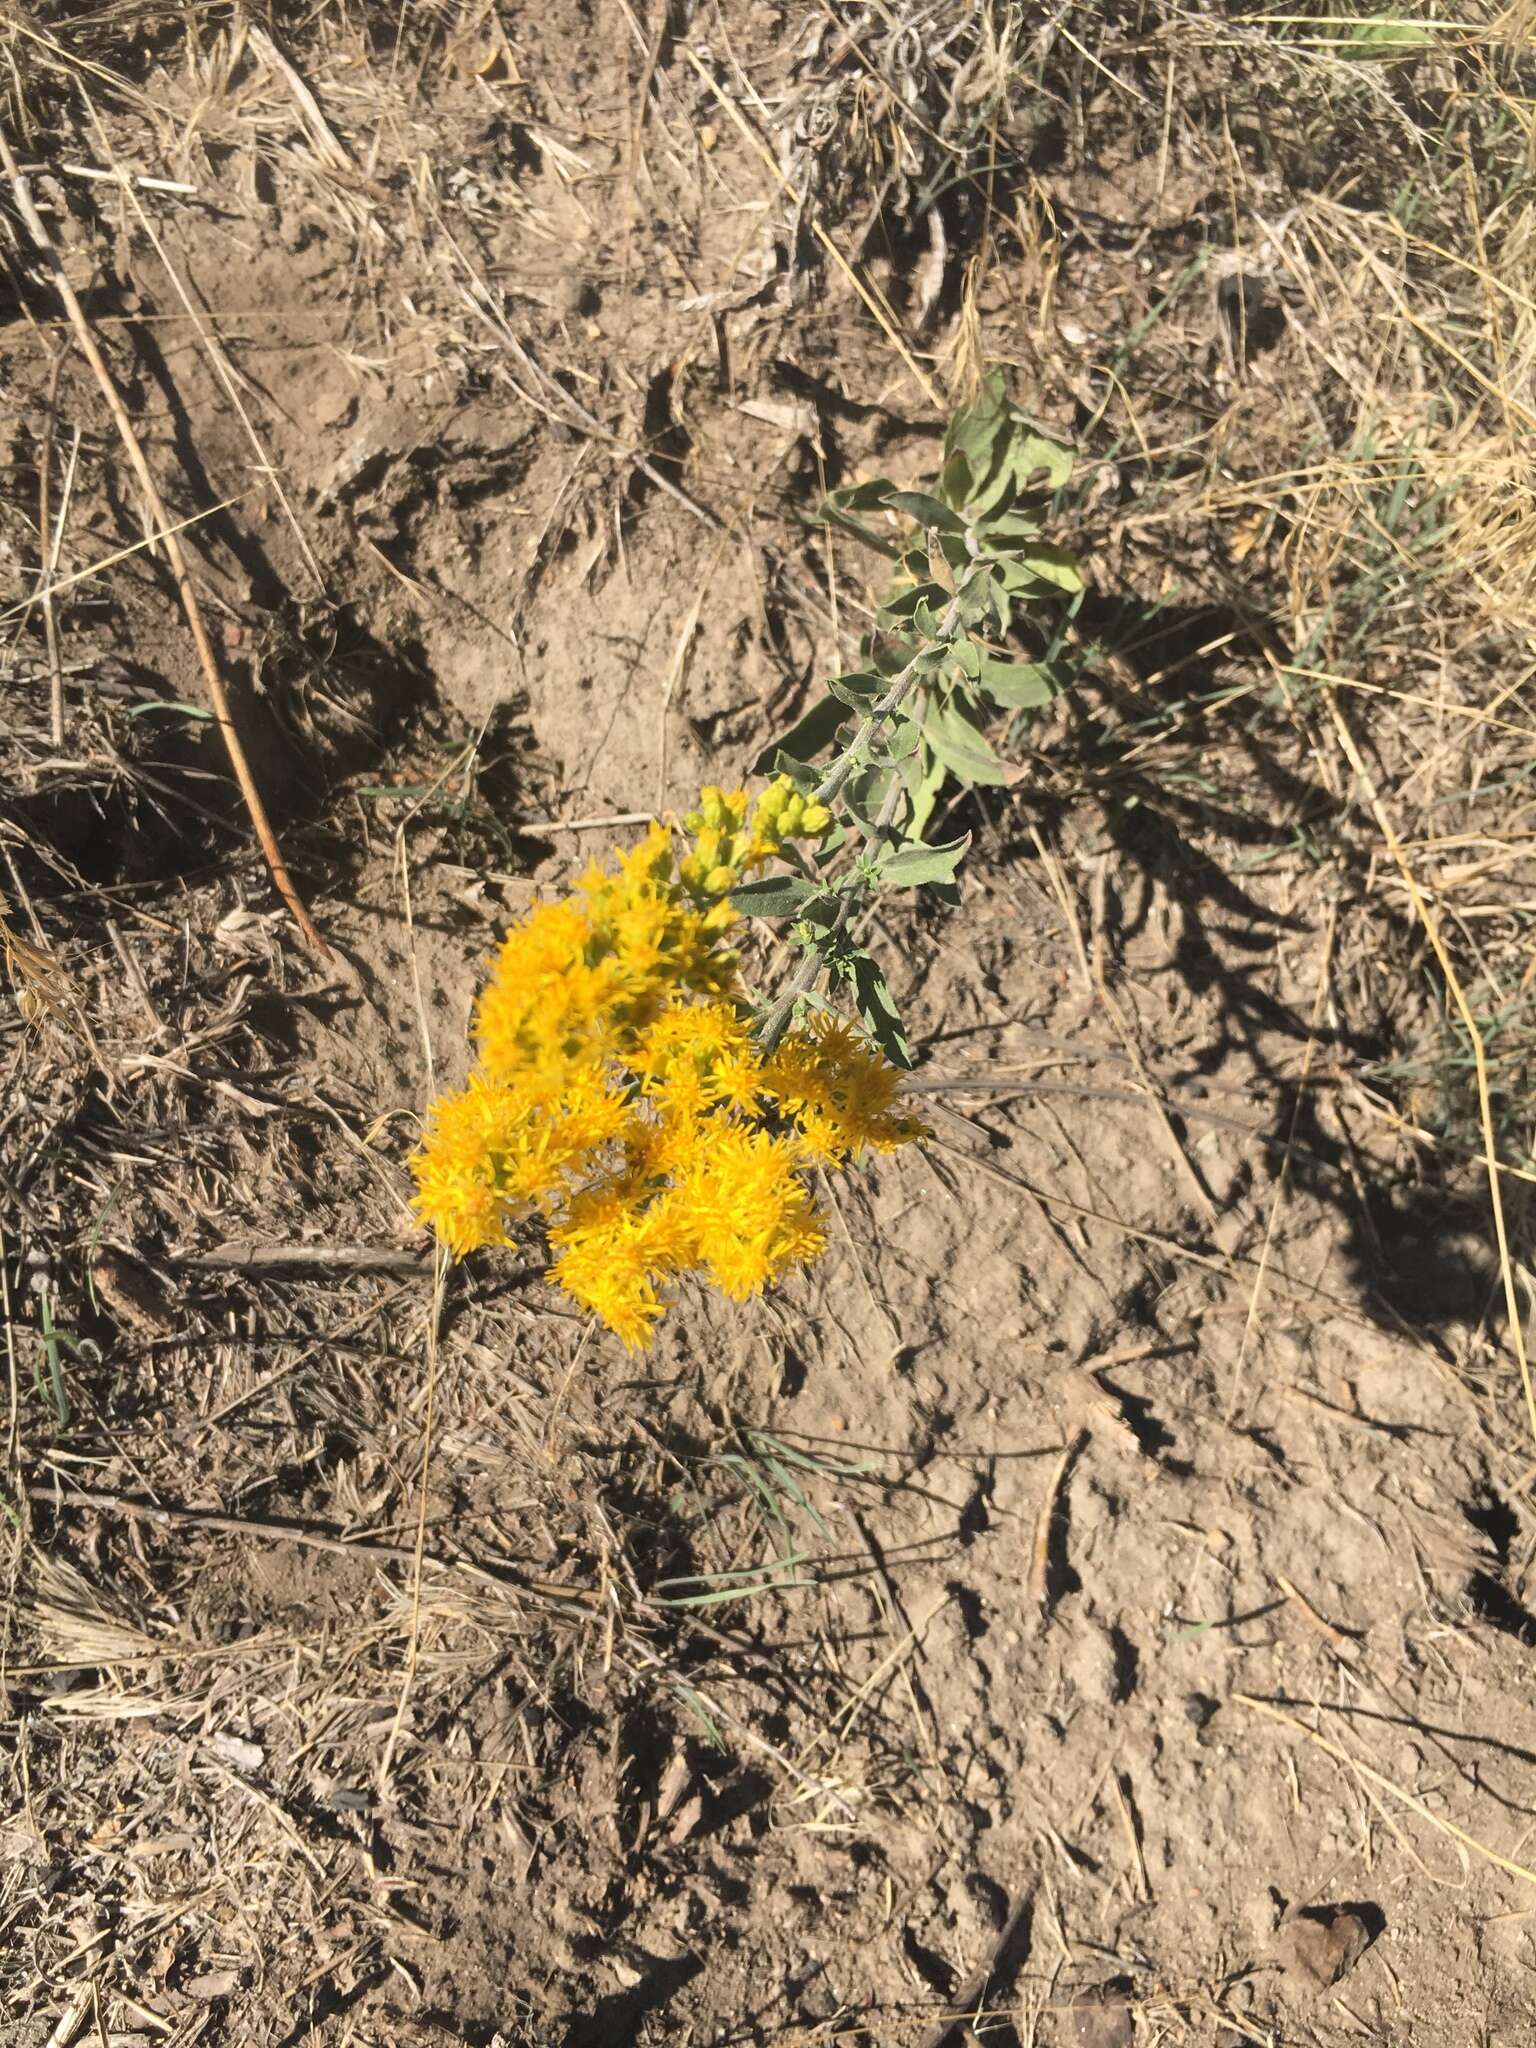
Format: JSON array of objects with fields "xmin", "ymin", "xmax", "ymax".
[
  {"xmin": 705, "ymin": 864, "xmax": 736, "ymax": 895},
  {"xmin": 800, "ymin": 803, "xmax": 831, "ymax": 835},
  {"xmin": 700, "ymin": 788, "xmax": 726, "ymax": 829}
]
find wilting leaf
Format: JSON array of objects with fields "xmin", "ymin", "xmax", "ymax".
[
  {"xmin": 876, "ymin": 834, "xmax": 971, "ymax": 887},
  {"xmin": 925, "ymin": 697, "xmax": 1021, "ymax": 786},
  {"xmin": 976, "ymin": 654, "xmax": 1063, "ymax": 708},
  {"xmin": 753, "ymin": 695, "xmax": 848, "ymax": 775},
  {"xmin": 850, "ymin": 951, "xmax": 913, "ymax": 1067},
  {"xmin": 730, "ymin": 874, "xmax": 824, "ymax": 918}
]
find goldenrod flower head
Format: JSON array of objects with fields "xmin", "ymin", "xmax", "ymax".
[
  {"xmin": 410, "ymin": 804, "xmax": 922, "ymax": 1348},
  {"xmin": 763, "ymin": 1012, "xmax": 931, "ymax": 1160},
  {"xmin": 409, "ymin": 1062, "xmax": 635, "ymax": 1257},
  {"xmin": 668, "ymin": 1121, "xmax": 826, "ymax": 1300},
  {"xmin": 679, "ymin": 775, "xmax": 834, "ymax": 897}
]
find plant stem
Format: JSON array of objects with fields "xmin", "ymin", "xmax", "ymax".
[
  {"xmin": 809, "ymin": 587, "xmax": 963, "ymax": 810},
  {"xmin": 755, "ymin": 586, "xmax": 965, "ymax": 1054},
  {"xmin": 0, "ymin": 125, "xmax": 330, "ymax": 959},
  {"xmin": 756, "ymin": 771, "xmax": 906, "ymax": 1055}
]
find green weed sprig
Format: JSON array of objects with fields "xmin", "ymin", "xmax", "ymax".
[{"xmin": 741, "ymin": 371, "xmax": 1084, "ymax": 1061}]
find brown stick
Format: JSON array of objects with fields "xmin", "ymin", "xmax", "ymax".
[
  {"xmin": 1028, "ymin": 1428, "xmax": 1087, "ymax": 1617},
  {"xmin": 37, "ymin": 350, "xmax": 65, "ymax": 744},
  {"xmin": 185, "ymin": 1240, "xmax": 434, "ymax": 1276},
  {"xmin": 27, "ymin": 1480, "xmax": 598, "ymax": 1611},
  {"xmin": 0, "ymin": 126, "xmax": 329, "ymax": 957},
  {"xmin": 918, "ymin": 1887, "xmax": 1035, "ymax": 2048}
]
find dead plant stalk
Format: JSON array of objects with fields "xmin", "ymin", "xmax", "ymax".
[{"xmin": 0, "ymin": 125, "xmax": 329, "ymax": 958}]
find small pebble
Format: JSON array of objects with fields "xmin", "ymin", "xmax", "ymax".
[
  {"xmin": 1066, "ymin": 1984, "xmax": 1134, "ymax": 2048},
  {"xmin": 1276, "ymin": 1908, "xmax": 1374, "ymax": 1992}
]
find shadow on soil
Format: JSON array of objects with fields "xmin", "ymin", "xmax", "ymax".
[{"xmin": 978, "ymin": 584, "xmax": 1504, "ymax": 1348}]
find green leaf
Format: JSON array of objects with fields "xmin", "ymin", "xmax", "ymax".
[
  {"xmin": 1018, "ymin": 541, "xmax": 1083, "ymax": 593},
  {"xmin": 671, "ymin": 1683, "xmax": 728, "ymax": 1748},
  {"xmin": 842, "ymin": 762, "xmax": 903, "ymax": 837},
  {"xmin": 954, "ymin": 569, "xmax": 996, "ymax": 629},
  {"xmin": 899, "ymin": 739, "xmax": 947, "ymax": 839},
  {"xmin": 872, "ymin": 634, "xmax": 921, "ymax": 677},
  {"xmin": 876, "ymin": 834, "xmax": 971, "ymax": 887},
  {"xmin": 981, "ymin": 507, "xmax": 1048, "ymax": 543},
  {"xmin": 124, "ymin": 698, "xmax": 215, "ymax": 721},
  {"xmin": 968, "ymin": 421, "xmax": 1074, "ymax": 520},
  {"xmin": 884, "ymin": 490, "xmax": 963, "ymax": 534},
  {"xmin": 772, "ymin": 756, "xmax": 823, "ymax": 795},
  {"xmin": 944, "ymin": 370, "xmax": 1008, "ymax": 474},
  {"xmin": 967, "ymin": 460, "xmax": 1020, "ymax": 520},
  {"xmin": 948, "ymin": 637, "xmax": 981, "ymax": 680},
  {"xmin": 812, "ymin": 478, "xmax": 900, "ymax": 556},
  {"xmin": 790, "ymin": 899, "xmax": 842, "ymax": 936},
  {"xmin": 729, "ymin": 874, "xmax": 823, "ymax": 918},
  {"xmin": 823, "ymin": 478, "xmax": 892, "ymax": 510},
  {"xmin": 926, "ymin": 697, "xmax": 1021, "ymax": 786},
  {"xmin": 827, "ymin": 670, "xmax": 883, "ymax": 708},
  {"xmin": 992, "ymin": 559, "xmax": 1038, "ymax": 599},
  {"xmin": 878, "ymin": 579, "xmax": 950, "ymax": 625},
  {"xmin": 994, "ymin": 548, "xmax": 1084, "ymax": 600},
  {"xmin": 937, "ymin": 529, "xmax": 973, "ymax": 576},
  {"xmin": 851, "ymin": 954, "xmax": 912, "ymax": 1068},
  {"xmin": 1005, "ymin": 430, "xmax": 1074, "ymax": 493},
  {"xmin": 1339, "ymin": 13, "xmax": 1434, "ymax": 56},
  {"xmin": 976, "ymin": 654, "xmax": 1062, "ymax": 709},
  {"xmin": 939, "ymin": 449, "xmax": 973, "ymax": 510},
  {"xmin": 883, "ymin": 714, "xmax": 925, "ymax": 761},
  {"xmin": 753, "ymin": 694, "xmax": 848, "ymax": 775}
]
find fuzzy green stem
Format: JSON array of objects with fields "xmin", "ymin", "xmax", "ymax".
[
  {"xmin": 756, "ymin": 767, "xmax": 906, "ymax": 1055},
  {"xmin": 755, "ymin": 585, "xmax": 965, "ymax": 1054}
]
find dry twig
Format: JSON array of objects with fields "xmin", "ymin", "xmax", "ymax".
[
  {"xmin": 26, "ymin": 1479, "xmax": 599, "ymax": 1612},
  {"xmin": 0, "ymin": 125, "xmax": 329, "ymax": 957}
]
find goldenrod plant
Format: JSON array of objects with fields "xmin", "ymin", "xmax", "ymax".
[
  {"xmin": 412, "ymin": 375, "xmax": 1080, "ymax": 1344},
  {"xmin": 410, "ymin": 803, "xmax": 922, "ymax": 1347}
]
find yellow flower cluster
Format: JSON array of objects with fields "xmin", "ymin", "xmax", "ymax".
[
  {"xmin": 678, "ymin": 776, "xmax": 831, "ymax": 898},
  {"xmin": 410, "ymin": 810, "xmax": 922, "ymax": 1348}
]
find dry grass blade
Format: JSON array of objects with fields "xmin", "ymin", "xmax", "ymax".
[
  {"xmin": 0, "ymin": 491, "xmax": 250, "ymax": 622},
  {"xmin": 1235, "ymin": 1693, "xmax": 1536, "ymax": 1889},
  {"xmin": 27, "ymin": 1552, "xmax": 166, "ymax": 1669},
  {"xmin": 247, "ymin": 25, "xmax": 356, "ymax": 177},
  {"xmin": 1328, "ymin": 695, "xmax": 1536, "ymax": 1452},
  {"xmin": 378, "ymin": 1242, "xmax": 446, "ymax": 1795},
  {"xmin": 82, "ymin": 105, "xmax": 327, "ymax": 597},
  {"xmin": 1, "ymin": 894, "xmax": 73, "ymax": 1027},
  {"xmin": 0, "ymin": 125, "xmax": 328, "ymax": 958},
  {"xmin": 1029, "ymin": 1428, "xmax": 1086, "ymax": 1617},
  {"xmin": 26, "ymin": 1480, "xmax": 599, "ymax": 1612},
  {"xmin": 679, "ymin": 43, "xmax": 942, "ymax": 412},
  {"xmin": 918, "ymin": 1886, "xmax": 1035, "ymax": 2048},
  {"xmin": 35, "ymin": 348, "xmax": 66, "ymax": 743}
]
